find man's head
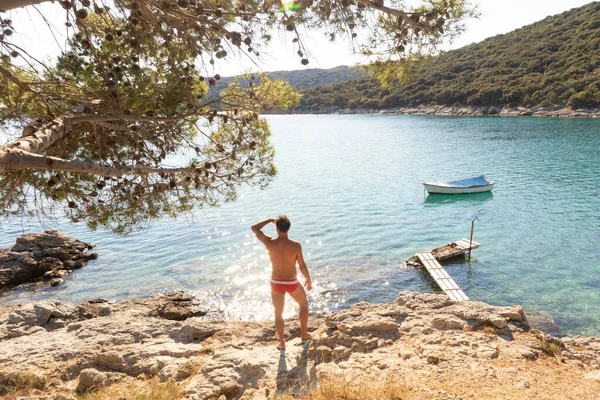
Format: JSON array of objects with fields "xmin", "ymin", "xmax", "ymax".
[{"xmin": 275, "ymin": 215, "xmax": 291, "ymax": 233}]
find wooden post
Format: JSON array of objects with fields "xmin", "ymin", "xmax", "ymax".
[{"xmin": 468, "ymin": 217, "xmax": 479, "ymax": 260}]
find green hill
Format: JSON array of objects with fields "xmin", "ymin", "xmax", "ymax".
[
  {"xmin": 214, "ymin": 65, "xmax": 364, "ymax": 92},
  {"xmin": 296, "ymin": 2, "xmax": 600, "ymax": 112},
  {"xmin": 265, "ymin": 65, "xmax": 364, "ymax": 90}
]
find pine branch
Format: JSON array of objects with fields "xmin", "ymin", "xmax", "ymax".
[{"xmin": 0, "ymin": 148, "xmax": 201, "ymax": 177}]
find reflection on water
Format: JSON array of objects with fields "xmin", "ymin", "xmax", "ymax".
[
  {"xmin": 424, "ymin": 191, "xmax": 494, "ymax": 205},
  {"xmin": 193, "ymin": 279, "xmax": 341, "ymax": 321}
]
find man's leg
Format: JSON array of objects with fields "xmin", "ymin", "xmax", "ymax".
[
  {"xmin": 271, "ymin": 290, "xmax": 286, "ymax": 349},
  {"xmin": 290, "ymin": 284, "xmax": 310, "ymax": 340}
]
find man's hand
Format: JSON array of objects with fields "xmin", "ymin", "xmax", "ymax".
[{"xmin": 304, "ymin": 279, "xmax": 312, "ymax": 291}]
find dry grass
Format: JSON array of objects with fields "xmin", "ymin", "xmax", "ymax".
[
  {"xmin": 0, "ymin": 370, "xmax": 47, "ymax": 399},
  {"xmin": 534, "ymin": 331, "xmax": 565, "ymax": 361},
  {"xmin": 462, "ymin": 324, "xmax": 499, "ymax": 335},
  {"xmin": 3, "ymin": 372, "xmax": 45, "ymax": 391},
  {"xmin": 275, "ymin": 373, "xmax": 411, "ymax": 400},
  {"xmin": 423, "ymin": 356, "xmax": 600, "ymax": 400},
  {"xmin": 78, "ymin": 377, "xmax": 183, "ymax": 400},
  {"xmin": 481, "ymin": 325, "xmax": 499, "ymax": 335}
]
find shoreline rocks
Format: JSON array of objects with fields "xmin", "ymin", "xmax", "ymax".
[
  {"xmin": 0, "ymin": 230, "xmax": 98, "ymax": 290},
  {"xmin": 276, "ymin": 105, "xmax": 600, "ymax": 118},
  {"xmin": 1, "ymin": 291, "xmax": 600, "ymax": 399}
]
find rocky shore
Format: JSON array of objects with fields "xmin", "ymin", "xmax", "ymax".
[
  {"xmin": 1, "ymin": 291, "xmax": 599, "ymax": 399},
  {"xmin": 0, "ymin": 230, "xmax": 98, "ymax": 290},
  {"xmin": 282, "ymin": 105, "xmax": 600, "ymax": 118}
]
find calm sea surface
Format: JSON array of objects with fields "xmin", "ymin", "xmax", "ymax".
[{"xmin": 1, "ymin": 115, "xmax": 599, "ymax": 336}]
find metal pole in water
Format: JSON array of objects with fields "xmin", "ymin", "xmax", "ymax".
[{"xmin": 468, "ymin": 217, "xmax": 479, "ymax": 260}]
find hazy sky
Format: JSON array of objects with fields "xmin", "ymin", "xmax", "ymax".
[{"xmin": 5, "ymin": 0, "xmax": 596, "ymax": 76}]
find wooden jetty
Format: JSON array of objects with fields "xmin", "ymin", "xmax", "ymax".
[
  {"xmin": 408, "ymin": 238, "xmax": 480, "ymax": 302},
  {"xmin": 417, "ymin": 252, "xmax": 469, "ymax": 301}
]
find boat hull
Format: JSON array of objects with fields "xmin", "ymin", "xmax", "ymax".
[{"xmin": 423, "ymin": 182, "xmax": 495, "ymax": 194}]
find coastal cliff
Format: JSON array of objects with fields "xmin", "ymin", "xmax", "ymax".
[{"xmin": 1, "ymin": 291, "xmax": 599, "ymax": 399}]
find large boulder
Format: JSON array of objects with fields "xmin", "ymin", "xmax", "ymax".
[
  {"xmin": 75, "ymin": 368, "xmax": 127, "ymax": 394},
  {"xmin": 0, "ymin": 230, "xmax": 97, "ymax": 289}
]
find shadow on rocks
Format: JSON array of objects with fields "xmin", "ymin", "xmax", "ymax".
[{"xmin": 276, "ymin": 340, "xmax": 316, "ymax": 396}]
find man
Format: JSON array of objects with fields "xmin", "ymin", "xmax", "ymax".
[{"xmin": 251, "ymin": 215, "xmax": 312, "ymax": 350}]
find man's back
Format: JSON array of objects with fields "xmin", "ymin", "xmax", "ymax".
[{"xmin": 267, "ymin": 237, "xmax": 300, "ymax": 280}]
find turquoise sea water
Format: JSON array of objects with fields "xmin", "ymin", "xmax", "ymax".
[{"xmin": 1, "ymin": 115, "xmax": 599, "ymax": 336}]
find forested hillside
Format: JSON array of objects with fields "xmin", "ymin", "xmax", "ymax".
[
  {"xmin": 297, "ymin": 2, "xmax": 600, "ymax": 112},
  {"xmin": 215, "ymin": 65, "xmax": 364, "ymax": 92}
]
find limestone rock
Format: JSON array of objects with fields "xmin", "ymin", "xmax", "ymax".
[
  {"xmin": 333, "ymin": 345, "xmax": 351, "ymax": 360},
  {"xmin": 76, "ymin": 368, "xmax": 108, "ymax": 394},
  {"xmin": 179, "ymin": 321, "xmax": 221, "ymax": 341},
  {"xmin": 584, "ymin": 370, "xmax": 600, "ymax": 381},
  {"xmin": 1, "ymin": 291, "xmax": 600, "ymax": 399},
  {"xmin": 431, "ymin": 315, "xmax": 466, "ymax": 330},
  {"xmin": 158, "ymin": 359, "xmax": 196, "ymax": 382},
  {"xmin": 2, "ymin": 300, "xmax": 115, "ymax": 340},
  {"xmin": 0, "ymin": 230, "xmax": 97, "ymax": 290},
  {"xmin": 158, "ymin": 302, "xmax": 207, "ymax": 321},
  {"xmin": 314, "ymin": 345, "xmax": 333, "ymax": 362},
  {"xmin": 75, "ymin": 368, "xmax": 127, "ymax": 394},
  {"xmin": 123, "ymin": 291, "xmax": 210, "ymax": 321},
  {"xmin": 395, "ymin": 291, "xmax": 453, "ymax": 310},
  {"xmin": 94, "ymin": 351, "xmax": 126, "ymax": 372}
]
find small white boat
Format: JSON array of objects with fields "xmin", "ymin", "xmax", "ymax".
[{"xmin": 423, "ymin": 176, "xmax": 495, "ymax": 194}]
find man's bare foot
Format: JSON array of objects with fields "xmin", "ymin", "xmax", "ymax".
[
  {"xmin": 301, "ymin": 333, "xmax": 311, "ymax": 341},
  {"xmin": 277, "ymin": 342, "xmax": 286, "ymax": 350}
]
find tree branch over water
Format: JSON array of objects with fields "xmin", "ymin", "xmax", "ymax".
[{"xmin": 0, "ymin": 0, "xmax": 476, "ymax": 233}]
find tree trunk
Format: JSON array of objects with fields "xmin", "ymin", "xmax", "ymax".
[{"xmin": 0, "ymin": 0, "xmax": 51, "ymax": 12}]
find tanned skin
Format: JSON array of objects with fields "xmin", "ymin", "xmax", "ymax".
[{"xmin": 251, "ymin": 217, "xmax": 312, "ymax": 350}]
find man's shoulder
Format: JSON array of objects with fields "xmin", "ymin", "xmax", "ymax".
[
  {"xmin": 263, "ymin": 234, "xmax": 275, "ymax": 242},
  {"xmin": 257, "ymin": 234, "xmax": 274, "ymax": 246}
]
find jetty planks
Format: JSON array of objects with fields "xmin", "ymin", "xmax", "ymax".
[
  {"xmin": 432, "ymin": 238, "xmax": 480, "ymax": 260},
  {"xmin": 417, "ymin": 252, "xmax": 469, "ymax": 301},
  {"xmin": 454, "ymin": 239, "xmax": 480, "ymax": 251},
  {"xmin": 408, "ymin": 238, "xmax": 479, "ymax": 301}
]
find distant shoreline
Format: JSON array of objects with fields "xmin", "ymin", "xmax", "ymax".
[{"xmin": 270, "ymin": 105, "xmax": 600, "ymax": 118}]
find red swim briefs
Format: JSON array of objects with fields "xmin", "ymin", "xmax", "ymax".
[{"xmin": 270, "ymin": 278, "xmax": 299, "ymax": 293}]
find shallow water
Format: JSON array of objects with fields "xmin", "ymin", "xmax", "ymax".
[{"xmin": 1, "ymin": 114, "xmax": 599, "ymax": 336}]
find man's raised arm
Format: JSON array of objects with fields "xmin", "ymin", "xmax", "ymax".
[{"xmin": 251, "ymin": 218, "xmax": 275, "ymax": 245}]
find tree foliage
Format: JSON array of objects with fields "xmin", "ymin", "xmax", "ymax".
[
  {"xmin": 297, "ymin": 2, "xmax": 600, "ymax": 112},
  {"xmin": 0, "ymin": 0, "xmax": 475, "ymax": 233}
]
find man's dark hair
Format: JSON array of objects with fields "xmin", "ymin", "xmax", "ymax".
[{"xmin": 276, "ymin": 215, "xmax": 291, "ymax": 233}]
